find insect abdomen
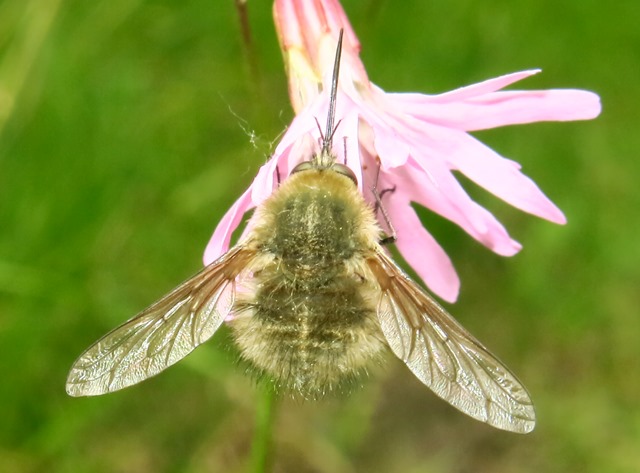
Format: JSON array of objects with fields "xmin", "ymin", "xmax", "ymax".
[{"xmin": 231, "ymin": 271, "xmax": 384, "ymax": 397}]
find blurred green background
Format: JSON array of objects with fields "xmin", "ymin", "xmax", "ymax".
[{"xmin": 1, "ymin": 0, "xmax": 637, "ymax": 472}]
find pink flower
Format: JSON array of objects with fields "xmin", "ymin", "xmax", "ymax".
[{"xmin": 204, "ymin": 0, "xmax": 601, "ymax": 302}]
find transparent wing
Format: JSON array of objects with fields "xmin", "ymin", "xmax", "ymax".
[
  {"xmin": 368, "ymin": 249, "xmax": 536, "ymax": 433},
  {"xmin": 66, "ymin": 246, "xmax": 254, "ymax": 397}
]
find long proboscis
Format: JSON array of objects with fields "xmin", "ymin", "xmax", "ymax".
[{"xmin": 319, "ymin": 29, "xmax": 344, "ymax": 159}]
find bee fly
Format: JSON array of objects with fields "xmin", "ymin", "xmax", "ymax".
[{"xmin": 67, "ymin": 31, "xmax": 535, "ymax": 433}]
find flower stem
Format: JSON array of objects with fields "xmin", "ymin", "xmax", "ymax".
[{"xmin": 249, "ymin": 385, "xmax": 277, "ymax": 473}]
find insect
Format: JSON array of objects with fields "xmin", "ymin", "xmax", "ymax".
[{"xmin": 66, "ymin": 31, "xmax": 535, "ymax": 434}]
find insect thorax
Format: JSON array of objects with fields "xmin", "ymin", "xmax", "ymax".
[{"xmin": 267, "ymin": 171, "xmax": 365, "ymax": 274}]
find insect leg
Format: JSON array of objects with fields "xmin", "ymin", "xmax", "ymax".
[
  {"xmin": 372, "ymin": 159, "xmax": 397, "ymax": 245},
  {"xmin": 342, "ymin": 137, "xmax": 348, "ymax": 165}
]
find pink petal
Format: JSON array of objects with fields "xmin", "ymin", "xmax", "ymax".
[
  {"xmin": 365, "ymin": 106, "xmax": 523, "ymax": 254},
  {"xmin": 251, "ymin": 158, "xmax": 279, "ymax": 204},
  {"xmin": 360, "ymin": 110, "xmax": 413, "ymax": 168},
  {"xmin": 283, "ymin": 133, "xmax": 319, "ymax": 171},
  {"xmin": 273, "ymin": 0, "xmax": 361, "ymax": 63},
  {"xmin": 274, "ymin": 101, "xmax": 323, "ymax": 156},
  {"xmin": 427, "ymin": 125, "xmax": 567, "ymax": 224},
  {"xmin": 203, "ymin": 188, "xmax": 255, "ymax": 265},
  {"xmin": 355, "ymin": 127, "xmax": 384, "ymax": 206},
  {"xmin": 274, "ymin": 0, "xmax": 368, "ymax": 110},
  {"xmin": 397, "ymin": 70, "xmax": 542, "ymax": 104},
  {"xmin": 252, "ymin": 109, "xmax": 321, "ymax": 205},
  {"xmin": 345, "ymin": 86, "xmax": 417, "ymax": 169},
  {"xmin": 391, "ymin": 89, "xmax": 602, "ymax": 131},
  {"xmin": 251, "ymin": 108, "xmax": 324, "ymax": 204},
  {"xmin": 390, "ymin": 160, "xmax": 522, "ymax": 256},
  {"xmin": 385, "ymin": 192, "xmax": 460, "ymax": 302},
  {"xmin": 463, "ymin": 88, "xmax": 602, "ymax": 130}
]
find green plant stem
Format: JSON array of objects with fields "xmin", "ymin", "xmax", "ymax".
[{"xmin": 249, "ymin": 386, "xmax": 277, "ymax": 473}]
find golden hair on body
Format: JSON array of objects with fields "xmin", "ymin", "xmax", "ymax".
[{"xmin": 231, "ymin": 168, "xmax": 386, "ymax": 397}]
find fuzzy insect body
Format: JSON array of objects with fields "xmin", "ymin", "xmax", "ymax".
[{"xmin": 231, "ymin": 170, "xmax": 386, "ymax": 397}]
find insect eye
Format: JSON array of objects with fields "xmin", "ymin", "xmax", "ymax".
[
  {"xmin": 290, "ymin": 161, "xmax": 358, "ymax": 186},
  {"xmin": 331, "ymin": 163, "xmax": 358, "ymax": 185},
  {"xmin": 290, "ymin": 161, "xmax": 315, "ymax": 175}
]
